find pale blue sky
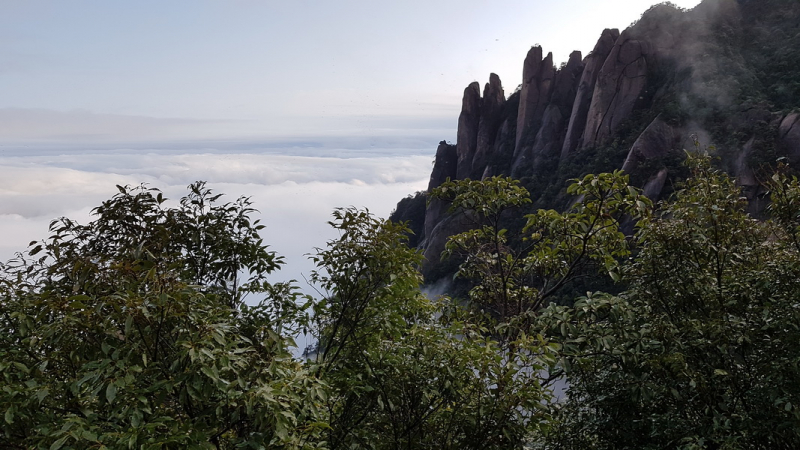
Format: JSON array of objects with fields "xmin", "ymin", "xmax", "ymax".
[{"xmin": 0, "ymin": 0, "xmax": 702, "ymax": 148}]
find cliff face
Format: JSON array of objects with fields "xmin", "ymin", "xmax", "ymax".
[
  {"xmin": 472, "ymin": 74, "xmax": 506, "ymax": 179},
  {"xmin": 391, "ymin": 0, "xmax": 800, "ymax": 276},
  {"xmin": 455, "ymin": 83, "xmax": 482, "ymax": 180},
  {"xmin": 561, "ymin": 28, "xmax": 620, "ymax": 160},
  {"xmin": 581, "ymin": 29, "xmax": 651, "ymax": 149},
  {"xmin": 516, "ymin": 50, "xmax": 585, "ymax": 177}
]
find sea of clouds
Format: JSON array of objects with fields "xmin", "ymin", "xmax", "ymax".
[{"xmin": 0, "ymin": 145, "xmax": 433, "ymax": 289}]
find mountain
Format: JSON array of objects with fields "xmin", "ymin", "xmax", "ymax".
[{"xmin": 391, "ymin": 0, "xmax": 800, "ymax": 279}]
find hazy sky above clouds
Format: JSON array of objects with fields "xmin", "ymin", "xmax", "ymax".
[
  {"xmin": 1, "ymin": 0, "xmax": 702, "ymax": 146},
  {"xmin": 0, "ymin": 0, "xmax": 703, "ymax": 284}
]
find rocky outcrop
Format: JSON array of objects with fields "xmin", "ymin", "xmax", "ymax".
[
  {"xmin": 471, "ymin": 74, "xmax": 506, "ymax": 179},
  {"xmin": 581, "ymin": 30, "xmax": 650, "ymax": 149},
  {"xmin": 397, "ymin": 0, "xmax": 800, "ymax": 281},
  {"xmin": 512, "ymin": 51, "xmax": 585, "ymax": 176},
  {"xmin": 456, "ymin": 83, "xmax": 482, "ymax": 180},
  {"xmin": 561, "ymin": 29, "xmax": 620, "ymax": 160},
  {"xmin": 514, "ymin": 48, "xmax": 555, "ymax": 158},
  {"xmin": 421, "ymin": 212, "xmax": 473, "ymax": 271},
  {"xmin": 779, "ymin": 113, "xmax": 800, "ymax": 163},
  {"xmin": 423, "ymin": 141, "xmax": 457, "ymax": 243},
  {"xmin": 621, "ymin": 115, "xmax": 680, "ymax": 173},
  {"xmin": 551, "ymin": 52, "xmax": 587, "ymax": 113},
  {"xmin": 735, "ymin": 137, "xmax": 758, "ymax": 187},
  {"xmin": 427, "ymin": 140, "xmax": 458, "ymax": 192},
  {"xmin": 483, "ymin": 114, "xmax": 516, "ymax": 179}
]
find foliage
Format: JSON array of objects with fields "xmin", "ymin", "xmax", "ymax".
[
  {"xmin": 535, "ymin": 155, "xmax": 800, "ymax": 449},
  {"xmin": 310, "ymin": 207, "xmax": 427, "ymax": 370},
  {"xmin": 0, "ymin": 183, "xmax": 327, "ymax": 449},
  {"xmin": 432, "ymin": 173, "xmax": 649, "ymax": 322},
  {"xmin": 310, "ymin": 207, "xmax": 554, "ymax": 450},
  {"xmin": 11, "ymin": 182, "xmax": 281, "ymax": 308},
  {"xmin": 431, "ymin": 176, "xmax": 532, "ymax": 320},
  {"xmin": 5, "ymin": 149, "xmax": 800, "ymax": 449}
]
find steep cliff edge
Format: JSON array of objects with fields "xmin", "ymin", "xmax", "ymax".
[{"xmin": 391, "ymin": 0, "xmax": 800, "ymax": 278}]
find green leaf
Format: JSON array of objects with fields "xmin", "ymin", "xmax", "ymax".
[
  {"xmin": 106, "ymin": 383, "xmax": 117, "ymax": 403},
  {"xmin": 36, "ymin": 388, "xmax": 49, "ymax": 404},
  {"xmin": 82, "ymin": 430, "xmax": 98, "ymax": 441},
  {"xmin": 124, "ymin": 315, "xmax": 133, "ymax": 336},
  {"xmin": 201, "ymin": 366, "xmax": 217, "ymax": 381},
  {"xmin": 12, "ymin": 362, "xmax": 30, "ymax": 374},
  {"xmin": 50, "ymin": 436, "xmax": 68, "ymax": 450}
]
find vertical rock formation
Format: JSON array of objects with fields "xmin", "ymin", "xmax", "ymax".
[
  {"xmin": 471, "ymin": 73, "xmax": 506, "ymax": 179},
  {"xmin": 423, "ymin": 141, "xmax": 458, "ymax": 243},
  {"xmin": 427, "ymin": 141, "xmax": 458, "ymax": 191},
  {"xmin": 513, "ymin": 50, "xmax": 584, "ymax": 176},
  {"xmin": 456, "ymin": 82, "xmax": 482, "ymax": 180},
  {"xmin": 734, "ymin": 137, "xmax": 764, "ymax": 215},
  {"xmin": 514, "ymin": 47, "xmax": 555, "ymax": 159},
  {"xmin": 490, "ymin": 117, "xmax": 516, "ymax": 176},
  {"xmin": 561, "ymin": 28, "xmax": 620, "ymax": 160},
  {"xmin": 581, "ymin": 30, "xmax": 650, "ymax": 149},
  {"xmin": 421, "ymin": 143, "xmax": 474, "ymax": 273}
]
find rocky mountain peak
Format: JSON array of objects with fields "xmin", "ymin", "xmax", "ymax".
[
  {"xmin": 391, "ymin": 0, "xmax": 800, "ymax": 277},
  {"xmin": 456, "ymin": 82, "xmax": 483, "ymax": 180}
]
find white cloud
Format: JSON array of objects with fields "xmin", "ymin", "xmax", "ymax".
[
  {"xmin": 0, "ymin": 151, "xmax": 431, "ymax": 193},
  {"xmin": 0, "ymin": 150, "xmax": 431, "ymax": 287}
]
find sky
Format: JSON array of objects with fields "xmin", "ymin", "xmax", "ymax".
[{"xmin": 0, "ymin": 0, "xmax": 703, "ymax": 285}]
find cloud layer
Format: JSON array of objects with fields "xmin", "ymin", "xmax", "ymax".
[{"xmin": 0, "ymin": 149, "xmax": 431, "ymax": 286}]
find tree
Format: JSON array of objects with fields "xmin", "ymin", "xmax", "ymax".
[
  {"xmin": 431, "ymin": 173, "xmax": 649, "ymax": 324},
  {"xmin": 0, "ymin": 183, "xmax": 327, "ymax": 449},
  {"xmin": 536, "ymin": 155, "xmax": 800, "ymax": 449},
  {"xmin": 310, "ymin": 207, "xmax": 554, "ymax": 450}
]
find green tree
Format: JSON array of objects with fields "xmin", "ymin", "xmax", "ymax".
[
  {"xmin": 431, "ymin": 173, "xmax": 648, "ymax": 324},
  {"xmin": 536, "ymin": 156, "xmax": 800, "ymax": 449},
  {"xmin": 310, "ymin": 207, "xmax": 554, "ymax": 450},
  {"xmin": 0, "ymin": 183, "xmax": 327, "ymax": 449}
]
